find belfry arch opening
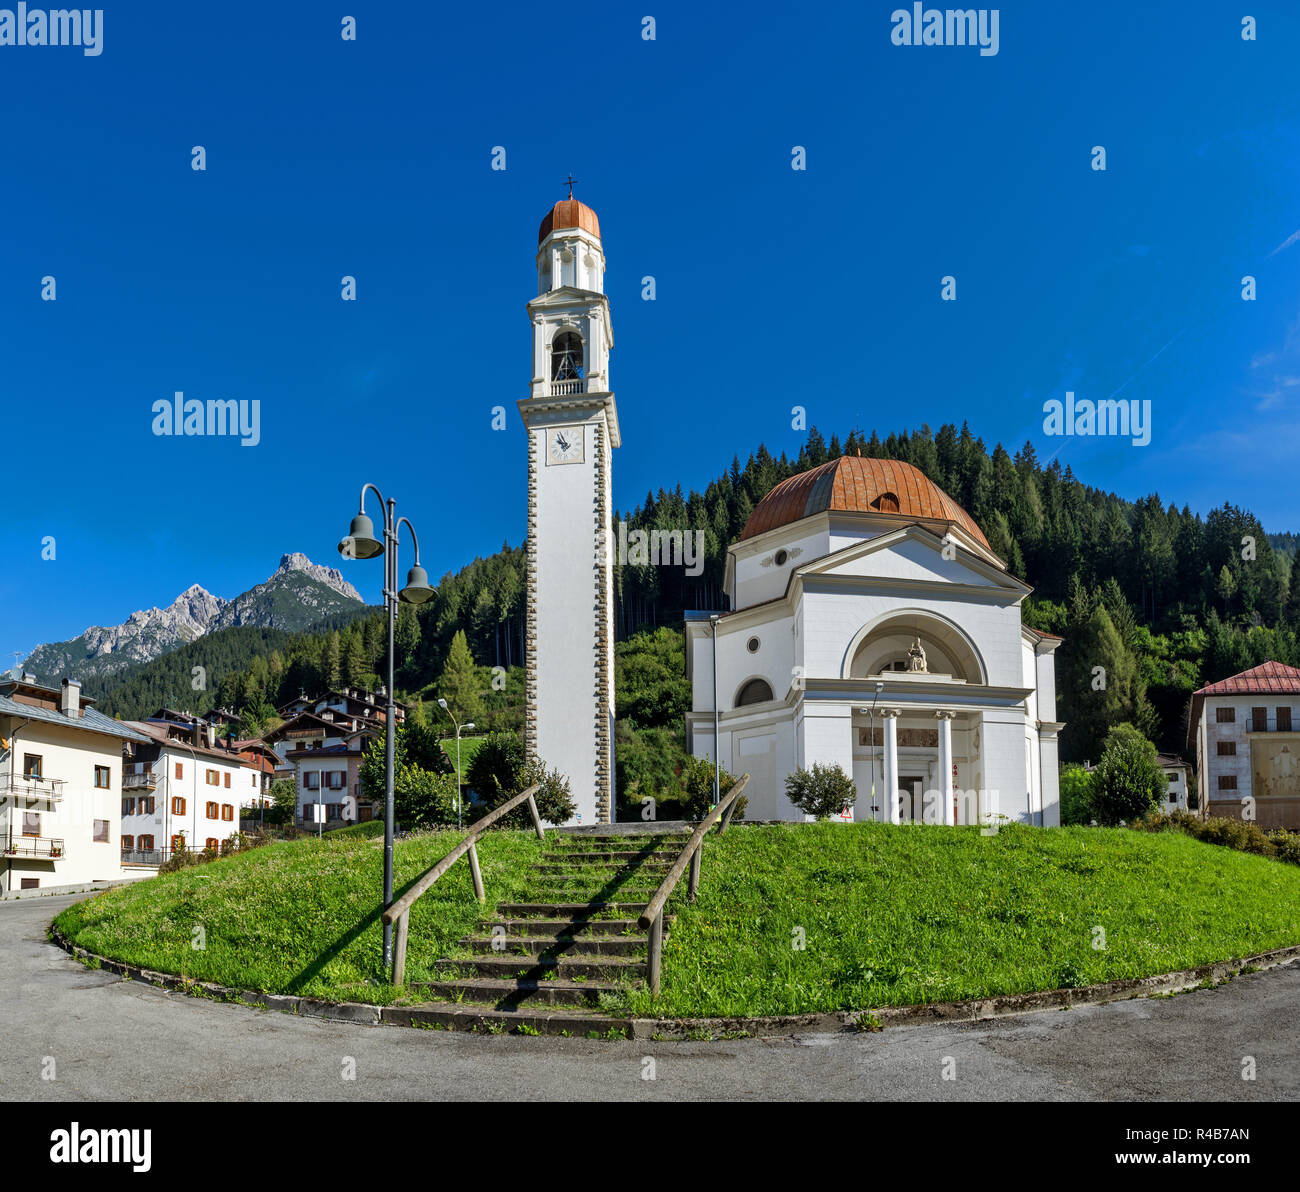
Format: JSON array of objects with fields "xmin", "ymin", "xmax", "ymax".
[
  {"xmin": 846, "ymin": 612, "xmax": 985, "ymax": 684},
  {"xmin": 551, "ymin": 330, "xmax": 584, "ymax": 383}
]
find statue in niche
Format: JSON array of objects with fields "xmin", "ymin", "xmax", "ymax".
[{"xmin": 906, "ymin": 637, "xmax": 928, "ymax": 673}]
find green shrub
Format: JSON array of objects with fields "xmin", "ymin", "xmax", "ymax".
[
  {"xmin": 1089, "ymin": 724, "xmax": 1165, "ymax": 825},
  {"xmin": 784, "ymin": 763, "xmax": 858, "ymax": 821},
  {"xmin": 1059, "ymin": 763, "xmax": 1093, "ymax": 825}
]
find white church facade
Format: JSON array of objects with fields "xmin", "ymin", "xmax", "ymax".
[{"xmin": 685, "ymin": 456, "xmax": 1064, "ymax": 826}]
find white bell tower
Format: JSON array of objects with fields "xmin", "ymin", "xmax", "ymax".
[{"xmin": 517, "ymin": 188, "xmax": 620, "ymax": 825}]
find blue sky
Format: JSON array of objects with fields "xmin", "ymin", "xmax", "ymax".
[{"xmin": 2, "ymin": 0, "xmax": 1299, "ymax": 656}]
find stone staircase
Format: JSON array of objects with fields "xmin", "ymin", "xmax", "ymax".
[{"xmin": 403, "ymin": 828, "xmax": 691, "ymax": 1035}]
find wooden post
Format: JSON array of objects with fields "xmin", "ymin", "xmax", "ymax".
[
  {"xmin": 647, "ymin": 909, "xmax": 664, "ymax": 995},
  {"xmin": 392, "ymin": 910, "xmax": 409, "ymax": 986},
  {"xmin": 527, "ymin": 793, "xmax": 545, "ymax": 840},
  {"xmin": 719, "ymin": 799, "xmax": 738, "ymax": 835},
  {"xmin": 687, "ymin": 845, "xmax": 701, "ymax": 901},
  {"xmin": 467, "ymin": 839, "xmax": 485, "ymax": 902}
]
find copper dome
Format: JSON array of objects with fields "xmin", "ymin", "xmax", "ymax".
[
  {"xmin": 740, "ymin": 456, "xmax": 989, "ymax": 548},
  {"xmin": 538, "ymin": 198, "xmax": 600, "ymax": 246}
]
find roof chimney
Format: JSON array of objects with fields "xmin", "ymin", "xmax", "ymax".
[{"xmin": 61, "ymin": 678, "xmax": 82, "ymax": 718}]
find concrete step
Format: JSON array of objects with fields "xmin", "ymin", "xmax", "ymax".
[
  {"xmin": 532, "ymin": 862, "xmax": 672, "ymax": 875},
  {"xmin": 385, "ymin": 1001, "xmax": 631, "ymax": 1037},
  {"xmin": 545, "ymin": 849, "xmax": 681, "ymax": 861},
  {"xmin": 459, "ymin": 935, "xmax": 650, "ymax": 957},
  {"xmin": 416, "ymin": 977, "xmax": 635, "ymax": 1008},
  {"xmin": 479, "ymin": 917, "xmax": 673, "ymax": 936},
  {"xmin": 497, "ymin": 901, "xmax": 653, "ymax": 917},
  {"xmin": 437, "ymin": 954, "xmax": 646, "ymax": 980}
]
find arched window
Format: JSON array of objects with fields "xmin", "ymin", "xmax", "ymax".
[
  {"xmin": 551, "ymin": 331, "xmax": 584, "ymax": 382},
  {"xmin": 872, "ymin": 491, "xmax": 900, "ymax": 513},
  {"xmin": 736, "ymin": 678, "xmax": 774, "ymax": 706}
]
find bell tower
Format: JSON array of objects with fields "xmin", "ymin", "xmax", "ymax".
[{"xmin": 518, "ymin": 190, "xmax": 620, "ymax": 825}]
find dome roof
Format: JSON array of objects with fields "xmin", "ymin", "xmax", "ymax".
[
  {"xmin": 538, "ymin": 198, "xmax": 600, "ymax": 245},
  {"xmin": 740, "ymin": 455, "xmax": 989, "ymax": 548}
]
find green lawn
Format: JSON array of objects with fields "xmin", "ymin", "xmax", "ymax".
[
  {"xmin": 53, "ymin": 821, "xmax": 1300, "ymax": 1018},
  {"xmin": 439, "ymin": 735, "xmax": 486, "ymax": 783}
]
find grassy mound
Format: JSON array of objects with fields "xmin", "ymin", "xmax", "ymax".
[{"xmin": 54, "ymin": 822, "xmax": 1300, "ymax": 1017}]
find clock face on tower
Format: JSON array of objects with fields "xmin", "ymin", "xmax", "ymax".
[{"xmin": 546, "ymin": 426, "xmax": 585, "ymax": 465}]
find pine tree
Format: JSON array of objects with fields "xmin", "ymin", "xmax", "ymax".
[{"xmin": 437, "ymin": 630, "xmax": 484, "ymax": 725}]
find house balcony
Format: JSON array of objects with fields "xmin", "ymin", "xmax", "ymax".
[
  {"xmin": 0, "ymin": 774, "xmax": 66, "ymax": 803},
  {"xmin": 550, "ymin": 378, "xmax": 585, "ymax": 396},
  {"xmin": 3, "ymin": 835, "xmax": 64, "ymax": 859},
  {"xmin": 122, "ymin": 770, "xmax": 159, "ymax": 791},
  {"xmin": 121, "ymin": 846, "xmax": 170, "ymax": 867}
]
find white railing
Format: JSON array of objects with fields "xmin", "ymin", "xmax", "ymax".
[
  {"xmin": 550, "ymin": 379, "xmax": 584, "ymax": 396},
  {"xmin": 0, "ymin": 774, "xmax": 66, "ymax": 802}
]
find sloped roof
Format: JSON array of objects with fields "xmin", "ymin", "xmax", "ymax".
[
  {"xmin": 740, "ymin": 456, "xmax": 989, "ymax": 548},
  {"xmin": 1186, "ymin": 661, "xmax": 1300, "ymax": 749},
  {"xmin": 0, "ymin": 694, "xmax": 150, "ymax": 743}
]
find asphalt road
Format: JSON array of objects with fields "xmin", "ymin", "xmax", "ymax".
[{"xmin": 3, "ymin": 893, "xmax": 1297, "ymax": 1101}]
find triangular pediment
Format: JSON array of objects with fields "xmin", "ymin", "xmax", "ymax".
[{"xmin": 798, "ymin": 525, "xmax": 1030, "ymax": 594}]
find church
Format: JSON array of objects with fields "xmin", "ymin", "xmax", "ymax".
[
  {"xmin": 683, "ymin": 456, "xmax": 1064, "ymax": 826},
  {"xmin": 516, "ymin": 190, "xmax": 1062, "ymax": 828}
]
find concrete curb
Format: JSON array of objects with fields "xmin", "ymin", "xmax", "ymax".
[{"xmin": 46, "ymin": 925, "xmax": 1300, "ymax": 1041}]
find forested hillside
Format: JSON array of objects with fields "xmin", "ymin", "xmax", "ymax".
[{"xmin": 91, "ymin": 423, "xmax": 1300, "ymax": 766}]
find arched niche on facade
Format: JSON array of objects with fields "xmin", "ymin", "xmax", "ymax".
[{"xmin": 843, "ymin": 609, "xmax": 986, "ymax": 684}]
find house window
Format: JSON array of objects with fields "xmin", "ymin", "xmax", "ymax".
[
  {"xmin": 172, "ymin": 796, "xmax": 186, "ymax": 815},
  {"xmin": 139, "ymin": 835, "xmax": 154, "ymax": 851},
  {"xmin": 1217, "ymin": 741, "xmax": 1236, "ymax": 756},
  {"xmin": 1279, "ymin": 708, "xmax": 1293, "ymax": 733},
  {"xmin": 23, "ymin": 811, "xmax": 40, "ymax": 836},
  {"xmin": 204, "ymin": 838, "xmax": 219, "ymax": 852},
  {"xmin": 140, "ymin": 796, "xmax": 155, "ymax": 815},
  {"xmin": 175, "ymin": 761, "xmax": 184, "ymax": 780},
  {"xmin": 222, "ymin": 804, "xmax": 234, "ymax": 821},
  {"xmin": 93, "ymin": 819, "xmax": 110, "ymax": 843},
  {"xmin": 122, "ymin": 835, "xmax": 135, "ymax": 850},
  {"xmin": 206, "ymin": 801, "xmax": 219, "ymax": 819},
  {"xmin": 171, "ymin": 835, "xmax": 185, "ymax": 851},
  {"xmin": 327, "ymin": 771, "xmax": 346, "ymax": 790},
  {"xmin": 1216, "ymin": 707, "xmax": 1235, "ymax": 724},
  {"xmin": 735, "ymin": 679, "xmax": 774, "ymax": 706},
  {"xmin": 224, "ymin": 772, "xmax": 231, "ymax": 788},
  {"xmin": 304, "ymin": 772, "xmax": 321, "ymax": 790},
  {"xmin": 1168, "ymin": 773, "xmax": 1178, "ymax": 783},
  {"xmin": 1252, "ymin": 707, "xmax": 1268, "ymax": 732},
  {"xmin": 20, "ymin": 878, "xmax": 39, "ymax": 890},
  {"xmin": 206, "ymin": 769, "xmax": 219, "ymax": 786},
  {"xmin": 250, "ymin": 773, "xmax": 256, "ymax": 786},
  {"xmin": 123, "ymin": 798, "xmax": 136, "ymax": 816},
  {"xmin": 23, "ymin": 753, "xmax": 42, "ymax": 779},
  {"xmin": 94, "ymin": 765, "xmax": 110, "ymax": 789},
  {"xmin": 1218, "ymin": 775, "xmax": 1238, "ymax": 791},
  {"xmin": 303, "ymin": 802, "xmax": 315, "ymax": 822}
]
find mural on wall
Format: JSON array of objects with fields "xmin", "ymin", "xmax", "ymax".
[{"xmin": 1252, "ymin": 740, "xmax": 1300, "ymax": 798}]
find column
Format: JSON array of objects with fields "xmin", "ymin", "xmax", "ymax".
[
  {"xmin": 936, "ymin": 711, "xmax": 955, "ymax": 826},
  {"xmin": 882, "ymin": 709, "xmax": 901, "ymax": 824}
]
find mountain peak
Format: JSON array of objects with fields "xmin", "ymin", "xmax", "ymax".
[{"xmin": 272, "ymin": 552, "xmax": 364, "ymax": 603}]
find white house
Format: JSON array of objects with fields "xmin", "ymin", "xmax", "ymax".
[
  {"xmin": 1188, "ymin": 660, "xmax": 1300, "ymax": 829},
  {"xmin": 0, "ymin": 675, "xmax": 150, "ymax": 895},
  {"xmin": 1155, "ymin": 752, "xmax": 1194, "ymax": 815},
  {"xmin": 685, "ymin": 455, "xmax": 1063, "ymax": 826},
  {"xmin": 119, "ymin": 718, "xmax": 262, "ymax": 864}
]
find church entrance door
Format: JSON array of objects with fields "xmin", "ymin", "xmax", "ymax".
[{"xmin": 898, "ymin": 776, "xmax": 926, "ymax": 823}]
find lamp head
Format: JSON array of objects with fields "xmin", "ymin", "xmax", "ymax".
[
  {"xmin": 464, "ymin": 722, "xmax": 475, "ymax": 732},
  {"xmin": 399, "ymin": 563, "xmax": 435, "ymax": 604},
  {"xmin": 338, "ymin": 513, "xmax": 383, "ymax": 560},
  {"xmin": 437, "ymin": 698, "xmax": 448, "ymax": 710}
]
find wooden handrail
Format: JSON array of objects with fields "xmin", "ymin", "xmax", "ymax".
[
  {"xmin": 638, "ymin": 773, "xmax": 749, "ymax": 995},
  {"xmin": 382, "ymin": 782, "xmax": 544, "ymax": 985}
]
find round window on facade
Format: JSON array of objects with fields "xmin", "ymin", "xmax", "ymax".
[
  {"xmin": 774, "ymin": 549, "xmax": 788, "ymax": 566},
  {"xmin": 747, "ymin": 636, "xmax": 760, "ymax": 654}
]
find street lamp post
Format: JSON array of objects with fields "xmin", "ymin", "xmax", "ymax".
[
  {"xmin": 436, "ymin": 698, "xmax": 474, "ymax": 831},
  {"xmin": 709, "ymin": 614, "xmax": 721, "ymax": 811},
  {"xmin": 337, "ymin": 484, "xmax": 434, "ymax": 969}
]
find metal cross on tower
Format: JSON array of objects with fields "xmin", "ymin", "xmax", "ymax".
[{"xmin": 565, "ymin": 173, "xmax": 578, "ymax": 199}]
